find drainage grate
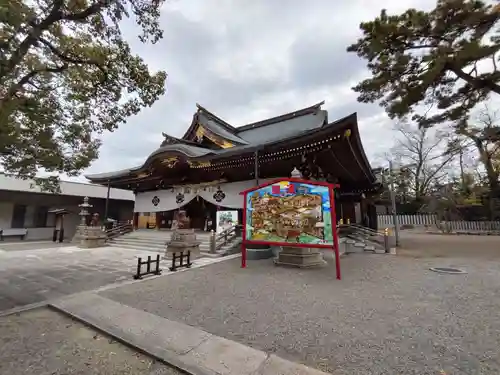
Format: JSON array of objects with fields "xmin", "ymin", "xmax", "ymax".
[{"xmin": 430, "ymin": 267, "xmax": 467, "ymax": 274}]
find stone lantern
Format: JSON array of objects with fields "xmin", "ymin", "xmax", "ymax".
[{"xmin": 72, "ymin": 196, "xmax": 107, "ymax": 248}]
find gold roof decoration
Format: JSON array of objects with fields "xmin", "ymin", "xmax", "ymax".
[
  {"xmin": 187, "ymin": 160, "xmax": 211, "ymax": 168},
  {"xmin": 195, "ymin": 124, "xmax": 235, "ymax": 149},
  {"xmin": 161, "ymin": 156, "xmax": 179, "ymax": 168}
]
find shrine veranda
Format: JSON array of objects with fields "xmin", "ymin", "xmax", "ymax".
[{"xmin": 86, "ymin": 102, "xmax": 381, "ymax": 233}]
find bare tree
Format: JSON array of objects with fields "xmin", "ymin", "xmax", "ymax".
[
  {"xmin": 389, "ymin": 122, "xmax": 459, "ymax": 201},
  {"xmin": 456, "ymin": 105, "xmax": 500, "ymax": 193}
]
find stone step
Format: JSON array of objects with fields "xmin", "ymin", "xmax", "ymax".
[
  {"xmin": 344, "ymin": 234, "xmax": 385, "ymax": 253},
  {"xmin": 108, "ymin": 240, "xmax": 210, "ymax": 249},
  {"xmin": 110, "ymin": 236, "xmax": 212, "ymax": 246},
  {"xmin": 114, "ymin": 235, "xmax": 210, "ymax": 243},
  {"xmin": 125, "ymin": 231, "xmax": 212, "ymax": 238},
  {"xmin": 109, "ymin": 232, "xmax": 241, "ymax": 258},
  {"xmin": 111, "ymin": 237, "xmax": 168, "ymax": 246},
  {"xmin": 109, "ymin": 240, "xmax": 239, "ymax": 252},
  {"xmin": 108, "ymin": 243, "xmax": 219, "ymax": 258},
  {"xmin": 110, "ymin": 242, "xmax": 211, "ymax": 252}
]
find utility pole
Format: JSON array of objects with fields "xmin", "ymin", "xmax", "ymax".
[{"xmin": 388, "ymin": 161, "xmax": 400, "ymax": 246}]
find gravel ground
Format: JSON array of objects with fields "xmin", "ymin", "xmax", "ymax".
[
  {"xmin": 102, "ymin": 254, "xmax": 500, "ymax": 375},
  {"xmin": 397, "ymin": 232, "xmax": 500, "ymax": 259},
  {"xmin": 0, "ymin": 308, "xmax": 183, "ymax": 375}
]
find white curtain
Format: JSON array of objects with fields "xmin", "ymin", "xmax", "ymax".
[
  {"xmin": 134, "ymin": 189, "xmax": 197, "ymax": 213},
  {"xmin": 198, "ymin": 179, "xmax": 274, "ymax": 209},
  {"xmin": 134, "ymin": 178, "xmax": 277, "ymax": 212}
]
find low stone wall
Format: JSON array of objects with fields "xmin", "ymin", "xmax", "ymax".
[{"xmin": 25, "ymin": 227, "xmax": 54, "ymax": 241}]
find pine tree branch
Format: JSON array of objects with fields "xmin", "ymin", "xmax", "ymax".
[{"xmin": 448, "ymin": 63, "xmax": 500, "ymax": 94}]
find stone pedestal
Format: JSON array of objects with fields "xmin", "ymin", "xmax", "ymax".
[
  {"xmin": 165, "ymin": 229, "xmax": 201, "ymax": 259},
  {"xmin": 71, "ymin": 225, "xmax": 85, "ymax": 244},
  {"xmin": 73, "ymin": 225, "xmax": 107, "ymax": 248},
  {"xmin": 247, "ymin": 244, "xmax": 273, "ymax": 260},
  {"xmin": 273, "ymin": 246, "xmax": 327, "ymax": 268}
]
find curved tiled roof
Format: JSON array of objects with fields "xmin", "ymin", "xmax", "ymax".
[
  {"xmin": 85, "ymin": 112, "xmax": 366, "ymax": 182},
  {"xmin": 85, "ymin": 144, "xmax": 217, "ymax": 181}
]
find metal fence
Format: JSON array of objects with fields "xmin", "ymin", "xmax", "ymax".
[{"xmin": 377, "ymin": 214, "xmax": 500, "ymax": 232}]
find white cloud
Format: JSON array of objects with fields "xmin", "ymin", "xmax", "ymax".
[{"xmin": 75, "ymin": 0, "xmax": 440, "ymax": 182}]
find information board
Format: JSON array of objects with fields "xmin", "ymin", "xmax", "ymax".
[
  {"xmin": 245, "ymin": 181, "xmax": 333, "ymax": 245},
  {"xmin": 216, "ymin": 210, "xmax": 238, "ymax": 234}
]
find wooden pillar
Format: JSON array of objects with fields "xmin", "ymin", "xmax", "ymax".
[
  {"xmin": 155, "ymin": 212, "xmax": 161, "ymax": 230},
  {"xmin": 133, "ymin": 212, "xmax": 139, "ymax": 230}
]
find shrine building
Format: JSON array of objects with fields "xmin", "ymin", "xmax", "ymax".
[{"xmin": 85, "ymin": 101, "xmax": 381, "ymax": 231}]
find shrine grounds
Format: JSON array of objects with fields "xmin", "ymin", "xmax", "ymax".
[
  {"xmin": 100, "ymin": 242, "xmax": 500, "ymax": 375},
  {"xmin": 0, "ymin": 308, "xmax": 182, "ymax": 375},
  {"xmin": 0, "ymin": 234, "xmax": 499, "ymax": 374}
]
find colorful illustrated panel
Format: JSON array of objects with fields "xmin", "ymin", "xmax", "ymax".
[
  {"xmin": 216, "ymin": 210, "xmax": 238, "ymax": 234},
  {"xmin": 246, "ymin": 181, "xmax": 333, "ymax": 245}
]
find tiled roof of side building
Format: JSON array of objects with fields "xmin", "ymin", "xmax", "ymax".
[{"xmin": 0, "ymin": 173, "xmax": 134, "ymax": 200}]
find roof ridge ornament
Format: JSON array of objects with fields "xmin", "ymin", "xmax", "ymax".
[{"xmin": 291, "ymin": 167, "xmax": 302, "ymax": 178}]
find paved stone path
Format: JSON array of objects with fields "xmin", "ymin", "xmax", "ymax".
[
  {"xmin": 0, "ymin": 245, "xmax": 157, "ymax": 312},
  {"xmin": 0, "ymin": 243, "xmax": 223, "ymax": 313},
  {"xmin": 0, "ymin": 240, "xmax": 74, "ymax": 252},
  {"xmin": 52, "ymin": 292, "xmax": 329, "ymax": 375}
]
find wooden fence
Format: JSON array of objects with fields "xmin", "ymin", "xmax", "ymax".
[{"xmin": 377, "ymin": 214, "xmax": 500, "ymax": 232}]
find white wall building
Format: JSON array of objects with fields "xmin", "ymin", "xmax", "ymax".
[{"xmin": 0, "ymin": 174, "xmax": 134, "ymax": 241}]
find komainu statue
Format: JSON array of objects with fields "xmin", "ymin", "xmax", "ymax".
[{"xmin": 176, "ymin": 210, "xmax": 191, "ymax": 229}]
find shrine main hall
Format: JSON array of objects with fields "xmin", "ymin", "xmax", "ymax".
[{"xmin": 86, "ymin": 101, "xmax": 381, "ymax": 230}]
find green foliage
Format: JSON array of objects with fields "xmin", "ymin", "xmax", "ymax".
[
  {"xmin": 0, "ymin": 0, "xmax": 167, "ymax": 191},
  {"xmin": 347, "ymin": 0, "xmax": 500, "ymax": 127}
]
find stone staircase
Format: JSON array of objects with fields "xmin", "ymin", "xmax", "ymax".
[
  {"xmin": 107, "ymin": 229, "xmax": 240, "ymax": 258},
  {"xmin": 339, "ymin": 226, "xmax": 389, "ymax": 254}
]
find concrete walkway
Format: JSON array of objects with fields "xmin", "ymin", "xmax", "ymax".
[{"xmin": 51, "ymin": 293, "xmax": 329, "ymax": 375}]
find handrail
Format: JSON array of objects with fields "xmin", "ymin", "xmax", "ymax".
[
  {"xmin": 216, "ymin": 225, "xmax": 237, "ymax": 250},
  {"xmin": 341, "ymin": 223, "xmax": 392, "ymax": 252},
  {"xmin": 209, "ymin": 225, "xmax": 241, "ymax": 253},
  {"xmin": 345, "ymin": 223, "xmax": 382, "ymax": 237},
  {"xmin": 105, "ymin": 222, "xmax": 133, "ymax": 239}
]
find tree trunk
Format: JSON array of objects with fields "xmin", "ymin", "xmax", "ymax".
[{"xmin": 474, "ymin": 139, "xmax": 499, "ymax": 219}]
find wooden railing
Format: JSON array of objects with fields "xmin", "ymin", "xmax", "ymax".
[
  {"xmin": 105, "ymin": 222, "xmax": 133, "ymax": 240},
  {"xmin": 209, "ymin": 225, "xmax": 241, "ymax": 253}
]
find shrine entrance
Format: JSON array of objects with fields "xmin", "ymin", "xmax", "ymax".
[{"xmin": 184, "ymin": 198, "xmax": 216, "ymax": 230}]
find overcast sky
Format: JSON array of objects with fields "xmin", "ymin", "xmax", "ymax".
[{"xmin": 80, "ymin": 0, "xmax": 437, "ymax": 181}]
